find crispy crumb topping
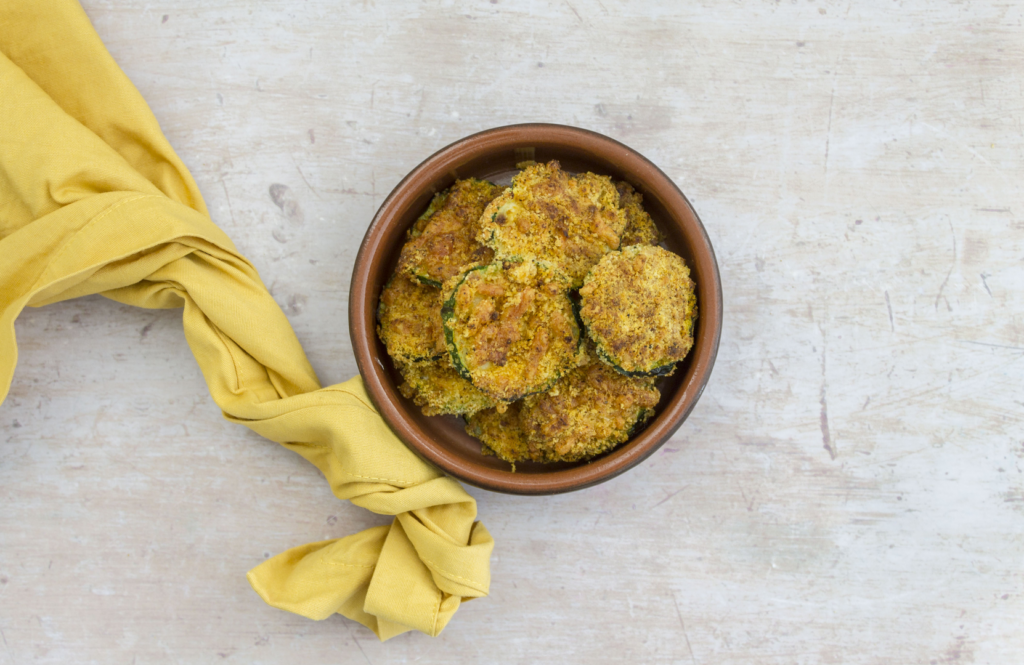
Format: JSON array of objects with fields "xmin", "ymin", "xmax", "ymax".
[
  {"xmin": 616, "ymin": 181, "xmax": 663, "ymax": 247},
  {"xmin": 397, "ymin": 358, "xmax": 496, "ymax": 416},
  {"xmin": 376, "ymin": 272, "xmax": 446, "ymax": 364},
  {"xmin": 580, "ymin": 245, "xmax": 697, "ymax": 376},
  {"xmin": 398, "ymin": 178, "xmax": 502, "ymax": 286},
  {"xmin": 465, "ymin": 402, "xmax": 535, "ymax": 463},
  {"xmin": 465, "ymin": 355, "xmax": 660, "ymax": 464},
  {"xmin": 477, "ymin": 161, "xmax": 627, "ymax": 287},
  {"xmin": 442, "ymin": 260, "xmax": 579, "ymax": 401},
  {"xmin": 520, "ymin": 359, "xmax": 660, "ymax": 462},
  {"xmin": 380, "ymin": 173, "xmax": 691, "ymax": 465}
]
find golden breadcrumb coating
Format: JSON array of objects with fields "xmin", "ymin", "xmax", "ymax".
[
  {"xmin": 465, "ymin": 402, "xmax": 535, "ymax": 463},
  {"xmin": 408, "ymin": 189, "xmax": 448, "ymax": 240},
  {"xmin": 379, "ymin": 165, "xmax": 687, "ymax": 465},
  {"xmin": 442, "ymin": 260, "xmax": 580, "ymax": 401},
  {"xmin": 579, "ymin": 245, "xmax": 697, "ymax": 376},
  {"xmin": 520, "ymin": 359, "xmax": 660, "ymax": 462},
  {"xmin": 376, "ymin": 272, "xmax": 446, "ymax": 364},
  {"xmin": 616, "ymin": 181, "xmax": 662, "ymax": 247},
  {"xmin": 477, "ymin": 161, "xmax": 627, "ymax": 287},
  {"xmin": 466, "ymin": 356, "xmax": 660, "ymax": 464},
  {"xmin": 397, "ymin": 358, "xmax": 496, "ymax": 416},
  {"xmin": 398, "ymin": 178, "xmax": 502, "ymax": 286}
]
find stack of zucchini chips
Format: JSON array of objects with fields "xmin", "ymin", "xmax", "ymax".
[{"xmin": 377, "ymin": 161, "xmax": 697, "ymax": 467}]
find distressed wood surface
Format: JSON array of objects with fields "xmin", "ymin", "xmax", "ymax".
[{"xmin": 2, "ymin": 1, "xmax": 1023, "ymax": 663}]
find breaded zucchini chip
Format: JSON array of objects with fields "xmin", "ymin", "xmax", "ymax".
[
  {"xmin": 441, "ymin": 260, "xmax": 580, "ymax": 401},
  {"xmin": 580, "ymin": 244, "xmax": 697, "ymax": 376},
  {"xmin": 465, "ymin": 402, "xmax": 535, "ymax": 463},
  {"xmin": 519, "ymin": 360, "xmax": 661, "ymax": 462},
  {"xmin": 477, "ymin": 161, "xmax": 627, "ymax": 287},
  {"xmin": 398, "ymin": 359, "xmax": 496, "ymax": 417},
  {"xmin": 398, "ymin": 178, "xmax": 502, "ymax": 287},
  {"xmin": 408, "ymin": 189, "xmax": 449, "ymax": 240},
  {"xmin": 615, "ymin": 180, "xmax": 662, "ymax": 247},
  {"xmin": 376, "ymin": 272, "xmax": 446, "ymax": 364}
]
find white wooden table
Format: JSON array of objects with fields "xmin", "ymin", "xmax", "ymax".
[{"xmin": 2, "ymin": 1, "xmax": 1022, "ymax": 662}]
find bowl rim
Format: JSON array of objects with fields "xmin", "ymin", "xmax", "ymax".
[{"xmin": 349, "ymin": 122, "xmax": 722, "ymax": 495}]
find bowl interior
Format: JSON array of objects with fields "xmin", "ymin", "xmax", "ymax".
[{"xmin": 352, "ymin": 125, "xmax": 721, "ymax": 494}]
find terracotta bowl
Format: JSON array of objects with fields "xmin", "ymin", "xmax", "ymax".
[{"xmin": 350, "ymin": 123, "xmax": 722, "ymax": 495}]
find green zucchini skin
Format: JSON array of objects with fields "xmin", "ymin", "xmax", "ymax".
[
  {"xmin": 503, "ymin": 375, "xmax": 562, "ymax": 402},
  {"xmin": 578, "ymin": 244, "xmax": 696, "ymax": 378},
  {"xmin": 569, "ymin": 295, "xmax": 586, "ymax": 353},
  {"xmin": 396, "ymin": 359, "xmax": 495, "ymax": 416},
  {"xmin": 626, "ymin": 407, "xmax": 657, "ymax": 439},
  {"xmin": 441, "ymin": 320, "xmax": 474, "ymax": 381},
  {"xmin": 594, "ymin": 343, "xmax": 676, "ymax": 378},
  {"xmin": 413, "ymin": 273, "xmax": 443, "ymax": 289},
  {"xmin": 441, "ymin": 261, "xmax": 580, "ymax": 401},
  {"xmin": 440, "ymin": 265, "xmax": 490, "ymax": 382},
  {"xmin": 406, "ymin": 191, "xmax": 449, "ymax": 241}
]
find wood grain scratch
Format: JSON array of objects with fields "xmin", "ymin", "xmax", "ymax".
[
  {"xmin": 820, "ymin": 331, "xmax": 835, "ymax": 460},
  {"xmin": 980, "ymin": 273, "xmax": 992, "ymax": 297},
  {"xmin": 218, "ymin": 176, "xmax": 236, "ymax": 226},
  {"xmin": 563, "ymin": 0, "xmax": 584, "ymax": 24},
  {"xmin": 934, "ymin": 218, "xmax": 956, "ymax": 312},
  {"xmin": 962, "ymin": 341, "xmax": 1024, "ymax": 352},
  {"xmin": 673, "ymin": 593, "xmax": 697, "ymax": 665},
  {"xmin": 652, "ymin": 486, "xmax": 688, "ymax": 509},
  {"xmin": 824, "ymin": 82, "xmax": 835, "ymax": 179}
]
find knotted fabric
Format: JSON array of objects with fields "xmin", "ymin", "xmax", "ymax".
[{"xmin": 0, "ymin": 0, "xmax": 493, "ymax": 640}]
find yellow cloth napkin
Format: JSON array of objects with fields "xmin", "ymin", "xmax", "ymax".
[{"xmin": 0, "ymin": 0, "xmax": 492, "ymax": 640}]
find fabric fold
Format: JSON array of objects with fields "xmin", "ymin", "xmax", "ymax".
[{"xmin": 0, "ymin": 0, "xmax": 492, "ymax": 641}]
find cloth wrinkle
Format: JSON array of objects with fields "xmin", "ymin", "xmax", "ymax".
[
  {"xmin": 0, "ymin": 0, "xmax": 492, "ymax": 642},
  {"xmin": 432, "ymin": 588, "xmax": 441, "ymax": 637},
  {"xmin": 321, "ymin": 558, "xmax": 376, "ymax": 569},
  {"xmin": 207, "ymin": 311, "xmax": 245, "ymax": 395},
  {"xmin": 28, "ymin": 193, "xmax": 153, "ymax": 292},
  {"xmin": 421, "ymin": 558, "xmax": 489, "ymax": 593}
]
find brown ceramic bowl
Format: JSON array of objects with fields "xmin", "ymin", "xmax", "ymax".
[{"xmin": 350, "ymin": 123, "xmax": 721, "ymax": 495}]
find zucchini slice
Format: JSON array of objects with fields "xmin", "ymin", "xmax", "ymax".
[
  {"xmin": 440, "ymin": 264, "xmax": 492, "ymax": 382},
  {"xmin": 465, "ymin": 402, "xmax": 535, "ymax": 465},
  {"xmin": 397, "ymin": 178, "xmax": 502, "ymax": 287},
  {"xmin": 517, "ymin": 358, "xmax": 661, "ymax": 463},
  {"xmin": 476, "ymin": 161, "xmax": 628, "ymax": 287},
  {"xmin": 441, "ymin": 260, "xmax": 580, "ymax": 402},
  {"xmin": 397, "ymin": 358, "xmax": 496, "ymax": 417},
  {"xmin": 593, "ymin": 343, "xmax": 677, "ymax": 378},
  {"xmin": 579, "ymin": 244, "xmax": 697, "ymax": 377},
  {"xmin": 407, "ymin": 190, "xmax": 449, "ymax": 240},
  {"xmin": 466, "ymin": 355, "xmax": 659, "ymax": 464},
  {"xmin": 615, "ymin": 180, "xmax": 662, "ymax": 247},
  {"xmin": 376, "ymin": 272, "xmax": 446, "ymax": 364}
]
